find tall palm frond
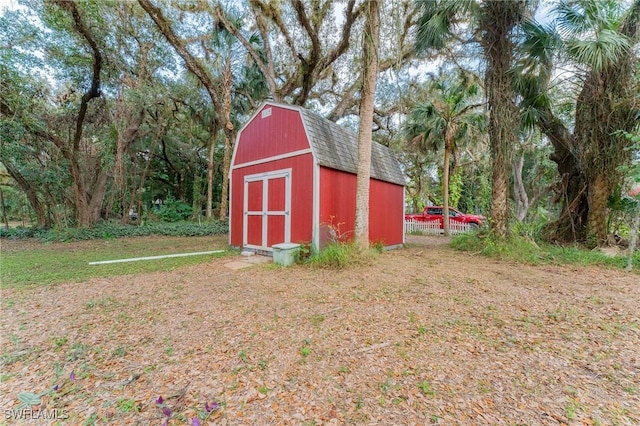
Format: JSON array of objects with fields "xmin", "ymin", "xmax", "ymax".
[
  {"xmin": 555, "ymin": 0, "xmax": 634, "ymax": 71},
  {"xmin": 414, "ymin": 0, "xmax": 479, "ymax": 51}
]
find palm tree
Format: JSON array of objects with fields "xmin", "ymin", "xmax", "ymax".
[
  {"xmin": 516, "ymin": 0, "xmax": 640, "ymax": 245},
  {"xmin": 355, "ymin": 0, "xmax": 380, "ymax": 249},
  {"xmin": 403, "ymin": 71, "xmax": 486, "ymax": 235},
  {"xmin": 415, "ymin": 0, "xmax": 529, "ymax": 238}
]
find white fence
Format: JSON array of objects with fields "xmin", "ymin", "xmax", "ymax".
[{"xmin": 404, "ymin": 219, "xmax": 473, "ymax": 235}]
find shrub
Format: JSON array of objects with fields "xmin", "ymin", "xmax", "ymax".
[
  {"xmin": 0, "ymin": 220, "xmax": 229, "ymax": 242},
  {"xmin": 156, "ymin": 197, "xmax": 193, "ymax": 222}
]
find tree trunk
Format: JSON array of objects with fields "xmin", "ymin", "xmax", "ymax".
[
  {"xmin": 482, "ymin": 1, "xmax": 522, "ymax": 238},
  {"xmin": 88, "ymin": 170, "xmax": 110, "ymax": 224},
  {"xmin": 50, "ymin": 0, "xmax": 103, "ymax": 228},
  {"xmin": 192, "ymin": 167, "xmax": 201, "ymax": 220},
  {"xmin": 3, "ymin": 163, "xmax": 49, "ymax": 227},
  {"xmin": 206, "ymin": 126, "xmax": 217, "ymax": 220},
  {"xmin": 513, "ymin": 154, "xmax": 529, "ymax": 222},
  {"xmin": 537, "ymin": 0, "xmax": 639, "ymax": 245},
  {"xmin": 139, "ymin": 0, "xmax": 232, "ymax": 221},
  {"xmin": 354, "ymin": 0, "xmax": 380, "ymax": 250},
  {"xmin": 586, "ymin": 173, "xmax": 610, "ymax": 246},
  {"xmin": 219, "ymin": 56, "xmax": 234, "ymax": 221},
  {"xmin": 537, "ymin": 106, "xmax": 589, "ymax": 243},
  {"xmin": 627, "ymin": 205, "xmax": 639, "ymax": 271},
  {"xmin": 0, "ymin": 185, "xmax": 9, "ymax": 229},
  {"xmin": 442, "ymin": 135, "xmax": 451, "ymax": 237}
]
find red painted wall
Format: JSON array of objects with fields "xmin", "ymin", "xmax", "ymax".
[
  {"xmin": 319, "ymin": 167, "xmax": 404, "ymax": 248},
  {"xmin": 319, "ymin": 167, "xmax": 356, "ymax": 245},
  {"xmin": 230, "ymin": 154, "xmax": 314, "ymax": 247},
  {"xmin": 369, "ymin": 178, "xmax": 404, "ymax": 246},
  {"xmin": 234, "ymin": 105, "xmax": 309, "ymax": 166}
]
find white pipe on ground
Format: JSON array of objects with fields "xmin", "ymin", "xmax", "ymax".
[{"xmin": 88, "ymin": 250, "xmax": 225, "ymax": 265}]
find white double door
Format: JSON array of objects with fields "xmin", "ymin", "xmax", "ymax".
[{"xmin": 243, "ymin": 169, "xmax": 292, "ymax": 250}]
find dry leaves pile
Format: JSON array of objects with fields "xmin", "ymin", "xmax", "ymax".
[{"xmin": 1, "ymin": 235, "xmax": 638, "ymax": 425}]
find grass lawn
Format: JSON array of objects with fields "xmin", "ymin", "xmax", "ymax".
[
  {"xmin": 0, "ymin": 235, "xmax": 638, "ymax": 425},
  {"xmin": 1, "ymin": 235, "xmax": 230, "ymax": 289}
]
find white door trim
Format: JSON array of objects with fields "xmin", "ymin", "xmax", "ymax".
[{"xmin": 243, "ymin": 168, "xmax": 292, "ymax": 250}]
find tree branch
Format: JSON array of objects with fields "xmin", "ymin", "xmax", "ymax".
[
  {"xmin": 214, "ymin": 4, "xmax": 280, "ymax": 100},
  {"xmin": 138, "ymin": 0, "xmax": 222, "ymax": 113},
  {"xmin": 51, "ymin": 0, "xmax": 102, "ymax": 152}
]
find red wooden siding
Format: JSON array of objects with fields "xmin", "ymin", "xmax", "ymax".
[
  {"xmin": 319, "ymin": 167, "xmax": 403, "ymax": 247},
  {"xmin": 247, "ymin": 181, "xmax": 262, "ymax": 211},
  {"xmin": 267, "ymin": 216, "xmax": 286, "ymax": 247},
  {"xmin": 369, "ymin": 178, "xmax": 404, "ymax": 246},
  {"xmin": 234, "ymin": 105, "xmax": 310, "ymax": 165},
  {"xmin": 319, "ymin": 167, "xmax": 356, "ymax": 245},
  {"xmin": 230, "ymin": 154, "xmax": 314, "ymax": 248},
  {"xmin": 246, "ymin": 215, "xmax": 262, "ymax": 246},
  {"xmin": 268, "ymin": 178, "xmax": 285, "ymax": 211}
]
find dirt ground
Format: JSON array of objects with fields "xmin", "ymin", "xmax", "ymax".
[{"xmin": 1, "ymin": 235, "xmax": 638, "ymax": 425}]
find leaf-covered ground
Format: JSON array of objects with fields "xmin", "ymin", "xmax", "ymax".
[{"xmin": 1, "ymin": 235, "xmax": 638, "ymax": 425}]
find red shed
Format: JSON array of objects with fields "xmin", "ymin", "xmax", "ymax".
[{"xmin": 229, "ymin": 101, "xmax": 405, "ymax": 252}]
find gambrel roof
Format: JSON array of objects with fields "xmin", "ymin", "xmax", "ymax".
[{"xmin": 265, "ymin": 101, "xmax": 405, "ymax": 186}]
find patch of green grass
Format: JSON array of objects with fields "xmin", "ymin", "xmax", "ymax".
[
  {"xmin": 306, "ymin": 242, "xmax": 372, "ymax": 269},
  {"xmin": 310, "ymin": 314, "xmax": 325, "ymax": 327},
  {"xmin": 258, "ymin": 358, "xmax": 269, "ymax": 370},
  {"xmin": 451, "ymin": 232, "xmax": 640, "ymax": 271},
  {"xmin": 83, "ymin": 412, "xmax": 98, "ymax": 426},
  {"xmin": 300, "ymin": 339, "xmax": 311, "ymax": 358},
  {"xmin": 1, "ymin": 350, "xmax": 30, "ymax": 366},
  {"xmin": 565, "ymin": 399, "xmax": 582, "ymax": 420},
  {"xmin": 379, "ymin": 379, "xmax": 393, "ymax": 395},
  {"xmin": 418, "ymin": 380, "xmax": 436, "ymax": 397},
  {"xmin": 111, "ymin": 346, "xmax": 128, "ymax": 358},
  {"xmin": 53, "ymin": 337, "xmax": 68, "ymax": 349},
  {"xmin": 67, "ymin": 342, "xmax": 92, "ymax": 362},
  {"xmin": 1, "ymin": 235, "xmax": 229, "ymax": 289},
  {"xmin": 116, "ymin": 398, "xmax": 139, "ymax": 413}
]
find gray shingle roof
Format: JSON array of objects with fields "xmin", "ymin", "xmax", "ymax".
[{"xmin": 269, "ymin": 102, "xmax": 405, "ymax": 186}]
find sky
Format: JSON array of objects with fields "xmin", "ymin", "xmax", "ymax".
[{"xmin": 0, "ymin": 0, "xmax": 17, "ymax": 12}]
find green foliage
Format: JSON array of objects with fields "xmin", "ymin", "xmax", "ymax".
[
  {"xmin": 295, "ymin": 243, "xmax": 312, "ymax": 264},
  {"xmin": 306, "ymin": 242, "xmax": 371, "ymax": 269},
  {"xmin": 371, "ymin": 240, "xmax": 385, "ymax": 253},
  {"xmin": 448, "ymin": 170, "xmax": 463, "ymax": 208},
  {"xmin": 607, "ymin": 185, "xmax": 638, "ymax": 235},
  {"xmin": 117, "ymin": 398, "xmax": 139, "ymax": 413},
  {"xmin": 510, "ymin": 216, "xmax": 548, "ymax": 241},
  {"xmin": 156, "ymin": 197, "xmax": 193, "ymax": 222},
  {"xmin": 0, "ymin": 186, "xmax": 29, "ymax": 221},
  {"xmin": 418, "ymin": 380, "xmax": 436, "ymax": 397},
  {"xmin": 0, "ymin": 220, "xmax": 228, "ymax": 242},
  {"xmin": 299, "ymin": 340, "xmax": 311, "ymax": 358},
  {"xmin": 451, "ymin": 229, "xmax": 639, "ymax": 271}
]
